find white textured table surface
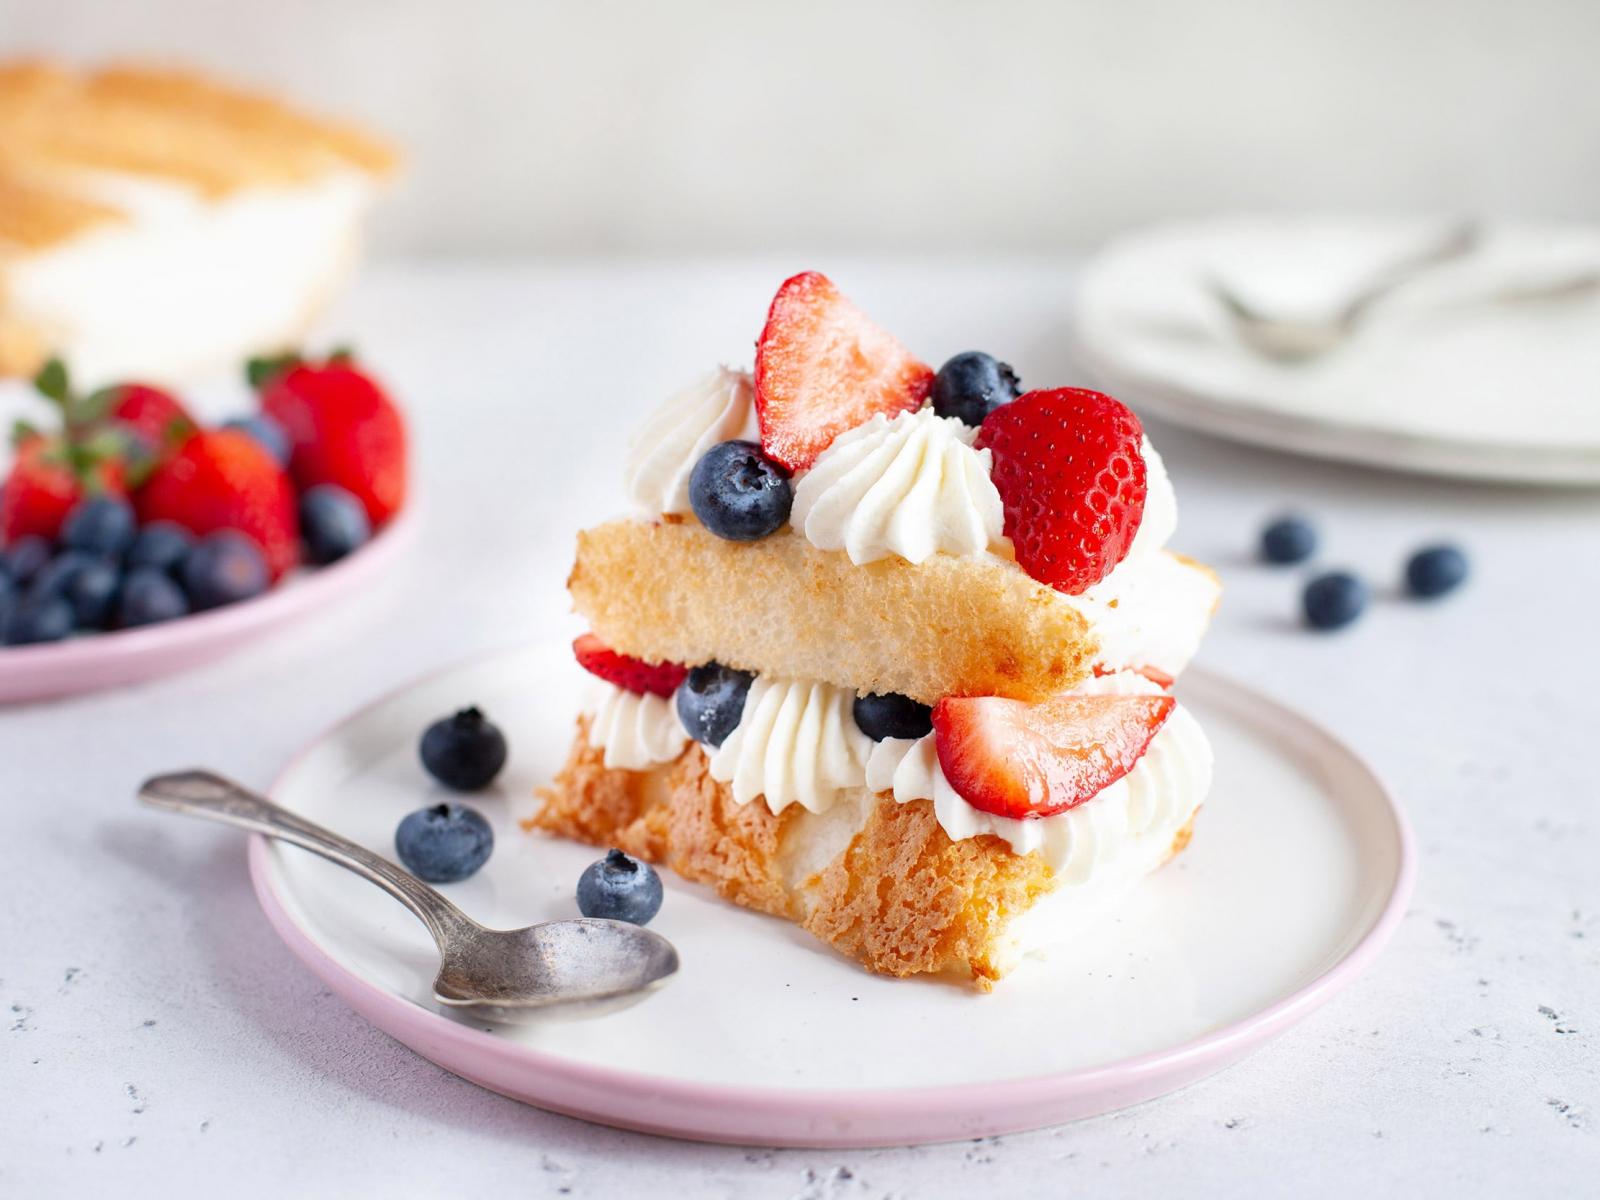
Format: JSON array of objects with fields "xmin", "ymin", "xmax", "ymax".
[{"xmin": 6, "ymin": 260, "xmax": 1598, "ymax": 1197}]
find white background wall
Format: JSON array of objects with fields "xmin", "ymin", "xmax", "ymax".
[{"xmin": 3, "ymin": 0, "xmax": 1596, "ymax": 256}]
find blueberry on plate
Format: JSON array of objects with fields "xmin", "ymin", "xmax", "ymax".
[
  {"xmin": 118, "ymin": 567, "xmax": 190, "ymax": 628},
  {"xmin": 852, "ymin": 692, "xmax": 934, "ymax": 741},
  {"xmin": 26, "ymin": 550, "xmax": 96, "ymax": 602},
  {"xmin": 930, "ymin": 352, "xmax": 1021, "ymax": 426},
  {"xmin": 182, "ymin": 531, "xmax": 269, "ymax": 611},
  {"xmin": 676, "ymin": 662, "xmax": 754, "ymax": 748},
  {"xmin": 60, "ymin": 495, "xmax": 137, "ymax": 558},
  {"xmin": 420, "ymin": 707, "xmax": 509, "ymax": 791},
  {"xmin": 688, "ymin": 440, "xmax": 793, "ymax": 541},
  {"xmin": 299, "ymin": 484, "xmax": 371, "ymax": 565},
  {"xmin": 1260, "ymin": 514, "xmax": 1318, "ymax": 565},
  {"xmin": 1302, "ymin": 571, "xmax": 1368, "ymax": 631},
  {"xmin": 394, "ymin": 802, "xmax": 494, "ymax": 883},
  {"xmin": 63, "ymin": 557, "xmax": 121, "ymax": 628},
  {"xmin": 126, "ymin": 522, "xmax": 194, "ymax": 574},
  {"xmin": 2, "ymin": 535, "xmax": 52, "ymax": 585},
  {"xmin": 223, "ymin": 414, "xmax": 292, "ymax": 467},
  {"xmin": 2, "ymin": 593, "xmax": 74, "ymax": 645},
  {"xmin": 576, "ymin": 848, "xmax": 663, "ymax": 925},
  {"xmin": 1405, "ymin": 544, "xmax": 1469, "ymax": 599},
  {"xmin": 0, "ymin": 571, "xmax": 16, "ymax": 630}
]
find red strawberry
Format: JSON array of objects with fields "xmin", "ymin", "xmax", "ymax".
[
  {"xmin": 1094, "ymin": 663, "xmax": 1175, "ymax": 689},
  {"xmin": 753, "ymin": 272, "xmax": 934, "ymax": 471},
  {"xmin": 259, "ymin": 359, "xmax": 407, "ymax": 525},
  {"xmin": 573, "ymin": 633, "xmax": 688, "ymax": 698},
  {"xmin": 136, "ymin": 429, "xmax": 300, "ymax": 578},
  {"xmin": 976, "ymin": 388, "xmax": 1148, "ymax": 595},
  {"xmin": 101, "ymin": 383, "xmax": 195, "ymax": 457},
  {"xmin": 933, "ymin": 691, "xmax": 1174, "ymax": 819},
  {"xmin": 0, "ymin": 435, "xmax": 126, "ymax": 544}
]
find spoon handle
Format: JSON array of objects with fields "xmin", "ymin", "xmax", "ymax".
[{"xmin": 139, "ymin": 769, "xmax": 474, "ymax": 947}]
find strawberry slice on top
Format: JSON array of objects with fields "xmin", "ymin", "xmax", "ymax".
[
  {"xmin": 933, "ymin": 691, "xmax": 1174, "ymax": 819},
  {"xmin": 976, "ymin": 387, "xmax": 1148, "ymax": 595},
  {"xmin": 753, "ymin": 271, "xmax": 934, "ymax": 472},
  {"xmin": 573, "ymin": 633, "xmax": 688, "ymax": 698}
]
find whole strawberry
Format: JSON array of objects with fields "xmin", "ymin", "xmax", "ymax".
[
  {"xmin": 976, "ymin": 388, "xmax": 1148, "ymax": 595},
  {"xmin": 100, "ymin": 383, "xmax": 196, "ymax": 460},
  {"xmin": 136, "ymin": 429, "xmax": 300, "ymax": 578},
  {"xmin": 256, "ymin": 353, "xmax": 408, "ymax": 526}
]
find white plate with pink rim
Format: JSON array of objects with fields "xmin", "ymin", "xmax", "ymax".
[
  {"xmin": 247, "ymin": 637, "xmax": 1413, "ymax": 1148},
  {"xmin": 0, "ymin": 503, "xmax": 418, "ymax": 705}
]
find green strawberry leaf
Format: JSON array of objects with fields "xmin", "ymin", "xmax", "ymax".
[
  {"xmin": 33, "ymin": 358, "xmax": 70, "ymax": 406},
  {"xmin": 246, "ymin": 352, "xmax": 301, "ymax": 390},
  {"xmin": 79, "ymin": 386, "xmax": 122, "ymax": 425}
]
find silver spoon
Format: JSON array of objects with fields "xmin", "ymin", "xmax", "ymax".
[
  {"xmin": 139, "ymin": 770, "xmax": 679, "ymax": 1022},
  {"xmin": 1209, "ymin": 221, "xmax": 1480, "ymax": 363}
]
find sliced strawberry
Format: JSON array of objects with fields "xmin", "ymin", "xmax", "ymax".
[
  {"xmin": 933, "ymin": 691, "xmax": 1174, "ymax": 819},
  {"xmin": 573, "ymin": 633, "xmax": 688, "ymax": 698},
  {"xmin": 0, "ymin": 435, "xmax": 126, "ymax": 544},
  {"xmin": 753, "ymin": 271, "xmax": 933, "ymax": 471},
  {"xmin": 136, "ymin": 429, "xmax": 300, "ymax": 578},
  {"xmin": 1094, "ymin": 663, "xmax": 1175, "ymax": 689},
  {"xmin": 976, "ymin": 387, "xmax": 1148, "ymax": 595},
  {"xmin": 102, "ymin": 383, "xmax": 196, "ymax": 458},
  {"xmin": 258, "ymin": 358, "xmax": 408, "ymax": 526}
]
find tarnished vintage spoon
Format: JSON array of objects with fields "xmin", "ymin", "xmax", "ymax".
[{"xmin": 139, "ymin": 770, "xmax": 679, "ymax": 1022}]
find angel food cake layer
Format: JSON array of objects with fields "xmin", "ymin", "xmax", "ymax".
[
  {"xmin": 0, "ymin": 61, "xmax": 396, "ymax": 385},
  {"xmin": 529, "ymin": 272, "xmax": 1220, "ymax": 988}
]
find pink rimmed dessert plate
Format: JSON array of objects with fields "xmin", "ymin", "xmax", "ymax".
[{"xmin": 249, "ymin": 637, "xmax": 1413, "ymax": 1148}]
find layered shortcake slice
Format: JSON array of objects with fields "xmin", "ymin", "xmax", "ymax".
[
  {"xmin": 529, "ymin": 272, "xmax": 1220, "ymax": 989},
  {"xmin": 0, "ymin": 61, "xmax": 396, "ymax": 386}
]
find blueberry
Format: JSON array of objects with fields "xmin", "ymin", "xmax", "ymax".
[
  {"xmin": 688, "ymin": 440, "xmax": 792, "ymax": 541},
  {"xmin": 576, "ymin": 848, "xmax": 663, "ymax": 925},
  {"xmin": 852, "ymin": 692, "xmax": 934, "ymax": 741},
  {"xmin": 126, "ymin": 522, "xmax": 194, "ymax": 575},
  {"xmin": 118, "ymin": 567, "xmax": 190, "ymax": 628},
  {"xmin": 299, "ymin": 484, "xmax": 371, "ymax": 565},
  {"xmin": 223, "ymin": 414, "xmax": 292, "ymax": 467},
  {"xmin": 419, "ymin": 707, "xmax": 508, "ymax": 791},
  {"xmin": 394, "ymin": 802, "xmax": 494, "ymax": 883},
  {"xmin": 0, "ymin": 572, "xmax": 15, "ymax": 630},
  {"xmin": 60, "ymin": 495, "xmax": 137, "ymax": 558},
  {"xmin": 1404, "ymin": 544, "xmax": 1468, "ymax": 599},
  {"xmin": 181, "ymin": 531, "xmax": 269, "ymax": 610},
  {"xmin": 675, "ymin": 662, "xmax": 753, "ymax": 748},
  {"xmin": 1302, "ymin": 571, "xmax": 1368, "ymax": 631},
  {"xmin": 27, "ymin": 550, "xmax": 96, "ymax": 602},
  {"xmin": 930, "ymin": 352, "xmax": 1022, "ymax": 426},
  {"xmin": 2, "ymin": 535, "xmax": 51, "ymax": 585},
  {"xmin": 1260, "ymin": 514, "xmax": 1318, "ymax": 565},
  {"xmin": 62, "ymin": 558, "xmax": 121, "ymax": 628},
  {"xmin": 2, "ymin": 593, "xmax": 73, "ymax": 644}
]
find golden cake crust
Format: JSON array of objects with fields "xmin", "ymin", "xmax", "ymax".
[{"xmin": 568, "ymin": 519, "xmax": 1099, "ymax": 706}]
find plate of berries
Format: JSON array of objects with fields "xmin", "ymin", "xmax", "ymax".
[{"xmin": 0, "ymin": 352, "xmax": 414, "ymax": 704}]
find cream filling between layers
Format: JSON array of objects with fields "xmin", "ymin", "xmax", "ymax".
[{"xmin": 583, "ymin": 682, "xmax": 690, "ymax": 771}]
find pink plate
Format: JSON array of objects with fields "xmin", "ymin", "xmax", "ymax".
[
  {"xmin": 247, "ymin": 644, "xmax": 1415, "ymax": 1148},
  {"xmin": 0, "ymin": 504, "xmax": 417, "ymax": 705}
]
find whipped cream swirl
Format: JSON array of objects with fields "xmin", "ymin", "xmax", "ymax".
[
  {"xmin": 791, "ymin": 408, "xmax": 1006, "ymax": 565},
  {"xmin": 708, "ymin": 676, "xmax": 872, "ymax": 814},
  {"xmin": 623, "ymin": 367, "xmax": 758, "ymax": 516},
  {"xmin": 585, "ymin": 683, "xmax": 690, "ymax": 771},
  {"xmin": 865, "ymin": 670, "xmax": 1211, "ymax": 876}
]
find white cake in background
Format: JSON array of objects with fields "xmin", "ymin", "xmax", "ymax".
[{"xmin": 0, "ymin": 62, "xmax": 397, "ymax": 388}]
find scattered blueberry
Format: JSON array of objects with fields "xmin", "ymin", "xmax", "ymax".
[
  {"xmin": 930, "ymin": 352, "xmax": 1021, "ymax": 426},
  {"xmin": 1302, "ymin": 571, "xmax": 1369, "ymax": 631},
  {"xmin": 126, "ymin": 522, "xmax": 194, "ymax": 574},
  {"xmin": 60, "ymin": 495, "xmax": 137, "ymax": 558},
  {"xmin": 118, "ymin": 567, "xmax": 190, "ymax": 628},
  {"xmin": 1405, "ymin": 544, "xmax": 1469, "ymax": 599},
  {"xmin": 394, "ymin": 803, "xmax": 494, "ymax": 883},
  {"xmin": 223, "ymin": 414, "xmax": 292, "ymax": 467},
  {"xmin": 63, "ymin": 558, "xmax": 121, "ymax": 628},
  {"xmin": 2, "ymin": 535, "xmax": 51, "ymax": 585},
  {"xmin": 676, "ymin": 662, "xmax": 754, "ymax": 748},
  {"xmin": 852, "ymin": 692, "xmax": 933, "ymax": 741},
  {"xmin": 576, "ymin": 848, "xmax": 663, "ymax": 925},
  {"xmin": 688, "ymin": 440, "xmax": 793, "ymax": 541},
  {"xmin": 1260, "ymin": 514, "xmax": 1318, "ymax": 565},
  {"xmin": 181, "ymin": 531, "xmax": 269, "ymax": 611},
  {"xmin": 419, "ymin": 707, "xmax": 508, "ymax": 791},
  {"xmin": 299, "ymin": 484, "xmax": 370, "ymax": 565},
  {"xmin": 2, "ymin": 593, "xmax": 74, "ymax": 645}
]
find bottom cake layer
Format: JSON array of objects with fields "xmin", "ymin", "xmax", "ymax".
[{"xmin": 526, "ymin": 718, "xmax": 1201, "ymax": 989}]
